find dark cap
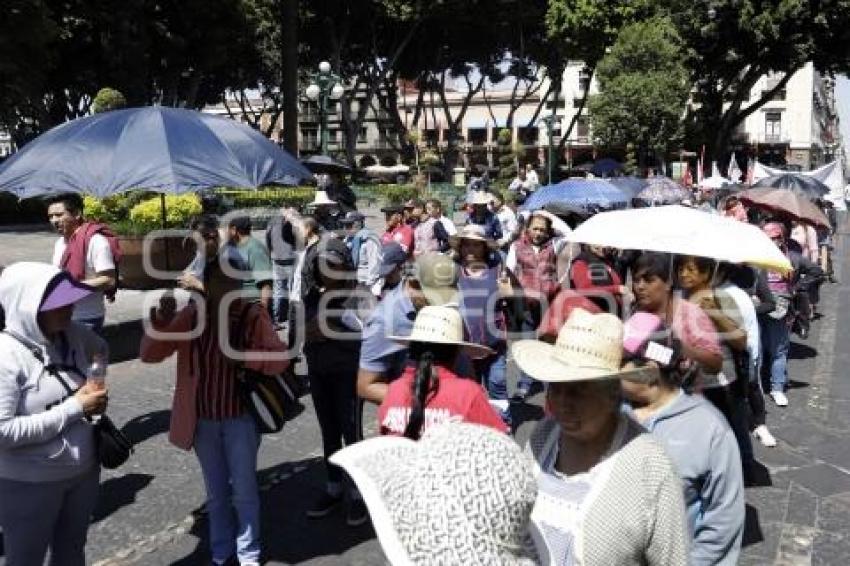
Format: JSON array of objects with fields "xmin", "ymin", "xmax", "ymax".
[
  {"xmin": 381, "ymin": 204, "xmax": 405, "ymax": 215},
  {"xmin": 404, "ymin": 199, "xmax": 424, "ymax": 209},
  {"xmin": 339, "ymin": 211, "xmax": 366, "ymax": 225},
  {"xmin": 379, "ymin": 242, "xmax": 408, "ymax": 277}
]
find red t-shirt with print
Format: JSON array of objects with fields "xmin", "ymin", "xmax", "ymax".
[{"xmin": 378, "ymin": 365, "xmax": 508, "ymax": 436}]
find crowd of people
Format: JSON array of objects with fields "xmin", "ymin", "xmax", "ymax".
[{"xmin": 0, "ymin": 170, "xmax": 839, "ymax": 565}]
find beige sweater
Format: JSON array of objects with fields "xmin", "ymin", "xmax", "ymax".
[{"xmin": 526, "ymin": 416, "xmax": 689, "ymax": 566}]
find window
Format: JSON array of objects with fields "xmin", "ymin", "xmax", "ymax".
[
  {"xmin": 576, "ymin": 117, "xmax": 590, "ymax": 141},
  {"xmin": 467, "ymin": 128, "xmax": 487, "ymax": 145},
  {"xmin": 423, "ymin": 129, "xmax": 439, "ymax": 146},
  {"xmin": 517, "ymin": 127, "xmax": 539, "ymax": 145},
  {"xmin": 545, "ymin": 99, "xmax": 567, "ymax": 110},
  {"xmin": 300, "ymin": 128, "xmax": 318, "ymax": 150},
  {"xmin": 358, "ymin": 127, "xmax": 368, "ymax": 144},
  {"xmin": 578, "ymin": 67, "xmax": 592, "ymax": 92},
  {"xmin": 765, "ymin": 112, "xmax": 782, "ymax": 142}
]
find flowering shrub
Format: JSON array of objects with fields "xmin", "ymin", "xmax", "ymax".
[{"xmin": 129, "ymin": 193, "xmax": 202, "ymax": 229}]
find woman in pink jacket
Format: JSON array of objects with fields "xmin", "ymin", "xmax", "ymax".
[{"xmin": 141, "ymin": 235, "xmax": 288, "ymax": 566}]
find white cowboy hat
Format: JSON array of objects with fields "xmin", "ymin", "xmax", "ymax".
[
  {"xmin": 329, "ymin": 422, "xmax": 539, "ymax": 566},
  {"xmin": 308, "ymin": 189, "xmax": 337, "ymax": 207},
  {"xmin": 511, "ymin": 308, "xmax": 647, "ymax": 382},
  {"xmin": 388, "ymin": 305, "xmax": 494, "ymax": 358},
  {"xmin": 448, "ymin": 223, "xmax": 500, "ymax": 251},
  {"xmin": 468, "ymin": 190, "xmax": 494, "ymax": 206}
]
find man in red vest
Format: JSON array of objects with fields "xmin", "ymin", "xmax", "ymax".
[
  {"xmin": 47, "ymin": 193, "xmax": 119, "ymax": 333},
  {"xmin": 505, "ymin": 210, "xmax": 570, "ymax": 400}
]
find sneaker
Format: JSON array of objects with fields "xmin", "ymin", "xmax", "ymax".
[
  {"xmin": 753, "ymin": 425, "xmax": 778, "ymax": 447},
  {"xmin": 770, "ymin": 391, "xmax": 789, "ymax": 407},
  {"xmin": 306, "ymin": 491, "xmax": 344, "ymax": 519},
  {"xmin": 346, "ymin": 497, "xmax": 369, "ymax": 527}
]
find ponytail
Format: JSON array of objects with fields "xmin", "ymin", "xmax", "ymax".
[{"xmin": 403, "ymin": 351, "xmax": 437, "ymax": 440}]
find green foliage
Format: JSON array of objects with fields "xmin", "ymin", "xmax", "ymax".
[
  {"xmin": 91, "ymin": 87, "xmax": 127, "ymax": 113},
  {"xmin": 589, "ymin": 17, "xmax": 689, "ymax": 155},
  {"xmin": 214, "ymin": 187, "xmax": 315, "ymax": 209},
  {"xmin": 353, "ymin": 184, "xmax": 418, "ymax": 205},
  {"xmin": 419, "ymin": 151, "xmax": 441, "ymax": 168},
  {"xmin": 129, "ymin": 194, "xmax": 202, "ymax": 230}
]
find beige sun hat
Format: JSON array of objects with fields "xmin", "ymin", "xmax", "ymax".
[
  {"xmin": 414, "ymin": 253, "xmax": 459, "ymax": 306},
  {"xmin": 449, "ymin": 223, "xmax": 500, "ymax": 251},
  {"xmin": 308, "ymin": 190, "xmax": 336, "ymax": 207},
  {"xmin": 388, "ymin": 305, "xmax": 494, "ymax": 358},
  {"xmin": 511, "ymin": 308, "xmax": 646, "ymax": 382},
  {"xmin": 468, "ymin": 190, "xmax": 494, "ymax": 206}
]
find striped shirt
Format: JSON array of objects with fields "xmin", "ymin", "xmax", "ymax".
[{"xmin": 193, "ymin": 304, "xmax": 256, "ymax": 420}]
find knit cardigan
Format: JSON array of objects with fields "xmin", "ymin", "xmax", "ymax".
[{"xmin": 526, "ymin": 416, "xmax": 689, "ymax": 566}]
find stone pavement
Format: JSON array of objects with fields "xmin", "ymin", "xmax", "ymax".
[{"xmin": 1, "ymin": 212, "xmax": 849, "ymax": 565}]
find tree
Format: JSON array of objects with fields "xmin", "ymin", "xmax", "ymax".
[
  {"xmin": 664, "ymin": 0, "xmax": 850, "ymax": 164},
  {"xmin": 588, "ymin": 17, "xmax": 689, "ymax": 167},
  {"xmin": 92, "ymin": 87, "xmax": 128, "ymax": 113},
  {"xmin": 546, "ymin": 0, "xmax": 655, "ymax": 157}
]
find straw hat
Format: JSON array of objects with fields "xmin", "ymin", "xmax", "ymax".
[
  {"xmin": 329, "ymin": 422, "xmax": 539, "ymax": 566},
  {"xmin": 511, "ymin": 308, "xmax": 646, "ymax": 382},
  {"xmin": 388, "ymin": 305, "xmax": 493, "ymax": 358},
  {"xmin": 413, "ymin": 253, "xmax": 460, "ymax": 306},
  {"xmin": 468, "ymin": 190, "xmax": 494, "ymax": 206},
  {"xmin": 308, "ymin": 190, "xmax": 336, "ymax": 207},
  {"xmin": 449, "ymin": 224, "xmax": 500, "ymax": 251}
]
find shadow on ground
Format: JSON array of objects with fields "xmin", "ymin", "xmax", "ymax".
[
  {"xmin": 93, "ymin": 473, "xmax": 155, "ymax": 523},
  {"xmin": 169, "ymin": 457, "xmax": 378, "ymax": 565}
]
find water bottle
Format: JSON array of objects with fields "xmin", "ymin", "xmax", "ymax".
[{"xmin": 87, "ymin": 354, "xmax": 108, "ymax": 390}]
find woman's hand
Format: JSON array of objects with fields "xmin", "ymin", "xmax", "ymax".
[{"xmin": 74, "ymin": 383, "xmax": 108, "ymax": 417}]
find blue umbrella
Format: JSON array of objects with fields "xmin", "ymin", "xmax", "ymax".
[
  {"xmin": 0, "ymin": 106, "xmax": 312, "ymax": 198},
  {"xmin": 591, "ymin": 158, "xmax": 624, "ymax": 177},
  {"xmin": 609, "ymin": 176, "xmax": 648, "ymax": 198},
  {"xmin": 637, "ymin": 177, "xmax": 690, "ymax": 205},
  {"xmin": 521, "ymin": 179, "xmax": 630, "ymax": 212}
]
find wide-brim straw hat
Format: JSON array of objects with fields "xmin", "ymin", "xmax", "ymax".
[
  {"xmin": 388, "ymin": 304, "xmax": 493, "ymax": 358},
  {"xmin": 308, "ymin": 189, "xmax": 337, "ymax": 207},
  {"xmin": 449, "ymin": 223, "xmax": 501, "ymax": 251},
  {"xmin": 329, "ymin": 422, "xmax": 539, "ymax": 566},
  {"xmin": 511, "ymin": 308, "xmax": 648, "ymax": 382},
  {"xmin": 413, "ymin": 253, "xmax": 460, "ymax": 306}
]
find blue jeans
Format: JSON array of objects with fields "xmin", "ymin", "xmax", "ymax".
[
  {"xmin": 761, "ymin": 316, "xmax": 790, "ymax": 393},
  {"xmin": 194, "ymin": 416, "xmax": 261, "ymax": 564},
  {"xmin": 473, "ymin": 349, "xmax": 510, "ymax": 424},
  {"xmin": 271, "ymin": 268, "xmax": 292, "ymax": 324},
  {"xmin": 76, "ymin": 316, "xmax": 105, "ymax": 335}
]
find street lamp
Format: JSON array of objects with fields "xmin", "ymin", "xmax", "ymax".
[
  {"xmin": 305, "ymin": 61, "xmax": 344, "ymax": 155},
  {"xmin": 540, "ymin": 114, "xmax": 562, "ymax": 185}
]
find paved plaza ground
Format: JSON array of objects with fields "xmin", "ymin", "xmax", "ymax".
[{"xmin": 1, "ymin": 209, "xmax": 849, "ymax": 565}]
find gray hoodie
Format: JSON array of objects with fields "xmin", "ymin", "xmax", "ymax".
[
  {"xmin": 0, "ymin": 262, "xmax": 107, "ymax": 482},
  {"xmin": 629, "ymin": 391, "xmax": 744, "ymax": 566}
]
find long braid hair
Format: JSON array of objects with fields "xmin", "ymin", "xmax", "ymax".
[{"xmin": 403, "ymin": 341, "xmax": 460, "ymax": 440}]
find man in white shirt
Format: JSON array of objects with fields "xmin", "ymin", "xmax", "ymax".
[
  {"xmin": 491, "ymin": 192, "xmax": 519, "ymax": 251},
  {"xmin": 47, "ymin": 193, "xmax": 116, "ymax": 332},
  {"xmin": 525, "ymin": 164, "xmax": 540, "ymax": 190},
  {"xmin": 508, "ymin": 169, "xmax": 528, "ymax": 194}
]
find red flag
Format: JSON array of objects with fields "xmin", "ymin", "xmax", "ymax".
[
  {"xmin": 697, "ymin": 145, "xmax": 705, "ymax": 185},
  {"xmin": 683, "ymin": 165, "xmax": 693, "ymax": 187},
  {"xmin": 745, "ymin": 158, "xmax": 754, "ymax": 185}
]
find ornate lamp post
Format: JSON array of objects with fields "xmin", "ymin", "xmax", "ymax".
[
  {"xmin": 540, "ymin": 114, "xmax": 562, "ymax": 185},
  {"xmin": 305, "ymin": 61, "xmax": 344, "ymax": 155}
]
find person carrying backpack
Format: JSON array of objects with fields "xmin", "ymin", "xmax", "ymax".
[{"xmin": 47, "ymin": 193, "xmax": 121, "ymax": 334}]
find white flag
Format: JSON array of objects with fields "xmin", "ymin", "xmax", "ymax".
[
  {"xmin": 727, "ymin": 153, "xmax": 742, "ymax": 183},
  {"xmin": 711, "ymin": 161, "xmax": 722, "ymax": 178}
]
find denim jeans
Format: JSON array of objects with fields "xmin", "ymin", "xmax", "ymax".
[
  {"xmin": 76, "ymin": 316, "xmax": 105, "ymax": 336},
  {"xmin": 761, "ymin": 316, "xmax": 790, "ymax": 393},
  {"xmin": 472, "ymin": 349, "xmax": 510, "ymax": 425},
  {"xmin": 194, "ymin": 415, "xmax": 261, "ymax": 564},
  {"xmin": 271, "ymin": 267, "xmax": 292, "ymax": 324}
]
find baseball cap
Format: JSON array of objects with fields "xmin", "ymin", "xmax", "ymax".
[
  {"xmin": 404, "ymin": 199, "xmax": 424, "ymax": 209},
  {"xmin": 381, "ymin": 204, "xmax": 405, "ymax": 214},
  {"xmin": 414, "ymin": 253, "xmax": 459, "ymax": 306},
  {"xmin": 379, "ymin": 242, "xmax": 408, "ymax": 277},
  {"xmin": 40, "ymin": 273, "xmax": 95, "ymax": 312},
  {"xmin": 228, "ymin": 216, "xmax": 252, "ymax": 232},
  {"xmin": 340, "ymin": 211, "xmax": 366, "ymax": 225}
]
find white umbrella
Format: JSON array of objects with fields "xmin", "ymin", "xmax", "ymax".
[
  {"xmin": 700, "ymin": 175, "xmax": 732, "ymax": 189},
  {"xmin": 568, "ymin": 205, "xmax": 792, "ymax": 274}
]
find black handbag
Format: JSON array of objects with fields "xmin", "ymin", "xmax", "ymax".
[
  {"xmin": 233, "ymin": 302, "xmax": 304, "ymax": 434},
  {"xmin": 3, "ymin": 329, "xmax": 134, "ymax": 469}
]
